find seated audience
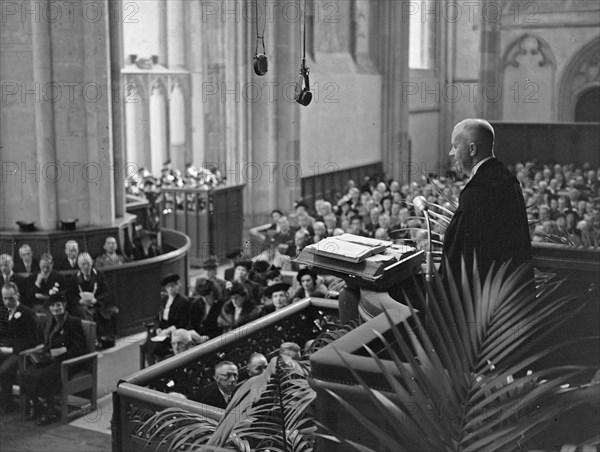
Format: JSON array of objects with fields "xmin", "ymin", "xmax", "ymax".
[
  {"xmin": 229, "ymin": 261, "xmax": 261, "ymax": 305},
  {"xmin": 218, "ymin": 282, "xmax": 262, "ymax": 332},
  {"xmin": 262, "ymin": 283, "xmax": 291, "ymax": 314},
  {"xmin": 20, "ymin": 292, "xmax": 86, "ymax": 425},
  {"xmin": 133, "ymin": 230, "xmax": 161, "ymax": 260},
  {"xmin": 264, "ymin": 269, "xmax": 284, "ymax": 286},
  {"xmin": 94, "ymin": 236, "xmax": 127, "ymax": 268},
  {"xmin": 13, "ymin": 244, "xmax": 40, "ymax": 275},
  {"xmin": 253, "ymin": 238, "xmax": 292, "ymax": 271},
  {"xmin": 249, "ymin": 260, "xmax": 271, "ymax": 287},
  {"xmin": 246, "ymin": 352, "xmax": 268, "ymax": 377},
  {"xmin": 195, "ymin": 256, "xmax": 226, "ymax": 299},
  {"xmin": 141, "ymin": 274, "xmax": 190, "ymax": 367},
  {"xmin": 223, "ymin": 249, "xmax": 244, "ymax": 282},
  {"xmin": 54, "ymin": 240, "xmax": 80, "ymax": 271},
  {"xmin": 190, "ymin": 279, "xmax": 223, "ymax": 339},
  {"xmin": 68, "ymin": 253, "xmax": 118, "ymax": 346},
  {"xmin": 170, "ymin": 329, "xmax": 194, "ymax": 355},
  {"xmin": 0, "ymin": 255, "xmax": 25, "ymax": 292},
  {"xmin": 190, "ymin": 361, "xmax": 239, "ymax": 408},
  {"xmin": 291, "ymin": 268, "xmax": 328, "ymax": 302},
  {"xmin": 0, "ymin": 282, "xmax": 39, "ymax": 413},
  {"xmin": 28, "ymin": 253, "xmax": 66, "ymax": 313}
]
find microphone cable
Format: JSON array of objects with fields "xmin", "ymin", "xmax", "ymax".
[{"xmin": 253, "ymin": 0, "xmax": 268, "ymax": 75}]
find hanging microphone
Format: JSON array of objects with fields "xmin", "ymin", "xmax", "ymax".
[
  {"xmin": 295, "ymin": 61, "xmax": 312, "ymax": 106},
  {"xmin": 253, "ymin": 0, "xmax": 267, "ymax": 76},
  {"xmin": 413, "ymin": 196, "xmax": 429, "ymax": 213},
  {"xmin": 254, "ymin": 53, "xmax": 268, "ymax": 76}
]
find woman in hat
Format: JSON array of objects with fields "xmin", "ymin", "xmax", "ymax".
[
  {"xmin": 217, "ymin": 282, "xmax": 262, "ymax": 332},
  {"xmin": 20, "ymin": 292, "xmax": 86, "ymax": 425},
  {"xmin": 262, "ymin": 282, "xmax": 291, "ymax": 314},
  {"xmin": 291, "ymin": 268, "xmax": 328, "ymax": 302},
  {"xmin": 190, "ymin": 279, "xmax": 224, "ymax": 339},
  {"xmin": 141, "ymin": 273, "xmax": 190, "ymax": 366}
]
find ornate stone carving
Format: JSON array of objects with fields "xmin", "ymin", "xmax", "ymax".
[
  {"xmin": 505, "ymin": 34, "xmax": 553, "ymax": 69},
  {"xmin": 571, "ymin": 52, "xmax": 599, "ymax": 95}
]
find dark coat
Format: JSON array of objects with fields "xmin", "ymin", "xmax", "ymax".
[
  {"xmin": 442, "ymin": 158, "xmax": 533, "ymax": 283},
  {"xmin": 13, "ymin": 257, "xmax": 39, "ymax": 275},
  {"xmin": 27, "ymin": 270, "xmax": 66, "ymax": 307},
  {"xmin": 158, "ymin": 293, "xmax": 190, "ymax": 330},
  {"xmin": 224, "ymin": 267, "xmax": 235, "ymax": 282},
  {"xmin": 217, "ymin": 299, "xmax": 262, "ymax": 332},
  {"xmin": 189, "ymin": 297, "xmax": 224, "ymax": 339},
  {"xmin": 0, "ymin": 303, "xmax": 39, "ymax": 353},
  {"xmin": 53, "ymin": 256, "xmax": 79, "ymax": 271},
  {"xmin": 190, "ymin": 383, "xmax": 235, "ymax": 409},
  {"xmin": 20, "ymin": 314, "xmax": 87, "ymax": 399}
]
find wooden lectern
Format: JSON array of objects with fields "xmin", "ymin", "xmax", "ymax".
[{"xmin": 294, "ymin": 235, "xmax": 424, "ymax": 322}]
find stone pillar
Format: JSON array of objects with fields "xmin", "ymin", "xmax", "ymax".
[
  {"xmin": 0, "ymin": 0, "xmax": 117, "ymax": 231},
  {"xmin": 31, "ymin": 0, "xmax": 58, "ymax": 230},
  {"xmin": 478, "ymin": 0, "xmax": 502, "ymax": 119},
  {"xmin": 167, "ymin": 0, "xmax": 186, "ymax": 69},
  {"xmin": 381, "ymin": 0, "xmax": 411, "ymax": 183}
]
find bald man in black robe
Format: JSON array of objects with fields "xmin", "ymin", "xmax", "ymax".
[{"xmin": 442, "ymin": 119, "xmax": 533, "ymax": 284}]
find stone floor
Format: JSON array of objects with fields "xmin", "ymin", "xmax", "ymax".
[{"xmin": 0, "ymin": 402, "xmax": 112, "ymax": 452}]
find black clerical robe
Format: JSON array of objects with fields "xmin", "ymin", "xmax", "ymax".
[{"xmin": 442, "ymin": 158, "xmax": 532, "ymax": 283}]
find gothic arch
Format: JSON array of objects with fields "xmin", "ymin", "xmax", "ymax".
[
  {"xmin": 500, "ymin": 33, "xmax": 556, "ymax": 121},
  {"xmin": 558, "ymin": 37, "xmax": 600, "ymax": 122}
]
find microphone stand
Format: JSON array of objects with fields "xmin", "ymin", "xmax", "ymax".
[{"xmin": 422, "ymin": 209, "xmax": 434, "ymax": 284}]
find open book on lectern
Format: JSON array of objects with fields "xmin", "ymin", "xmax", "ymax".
[{"xmin": 304, "ymin": 234, "xmax": 393, "ymax": 263}]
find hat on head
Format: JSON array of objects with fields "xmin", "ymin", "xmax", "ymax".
[
  {"xmin": 265, "ymin": 269, "xmax": 282, "ymax": 281},
  {"xmin": 296, "ymin": 268, "xmax": 317, "ymax": 283},
  {"xmin": 235, "ymin": 260, "xmax": 253, "ymax": 271},
  {"xmin": 226, "ymin": 249, "xmax": 243, "ymax": 260},
  {"xmin": 226, "ymin": 281, "xmax": 248, "ymax": 298},
  {"xmin": 161, "ymin": 273, "xmax": 181, "ymax": 286},
  {"xmin": 46, "ymin": 291, "xmax": 66, "ymax": 306},
  {"xmin": 201, "ymin": 256, "xmax": 219, "ymax": 269},
  {"xmin": 252, "ymin": 260, "xmax": 270, "ymax": 273},
  {"xmin": 263, "ymin": 282, "xmax": 291, "ymax": 299},
  {"xmin": 195, "ymin": 279, "xmax": 215, "ymax": 297},
  {"xmin": 295, "ymin": 200, "xmax": 308, "ymax": 210}
]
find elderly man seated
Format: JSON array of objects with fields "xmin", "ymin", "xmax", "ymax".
[{"xmin": 190, "ymin": 361, "xmax": 239, "ymax": 409}]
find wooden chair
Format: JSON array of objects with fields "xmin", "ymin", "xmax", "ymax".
[{"xmin": 19, "ymin": 319, "xmax": 99, "ymax": 424}]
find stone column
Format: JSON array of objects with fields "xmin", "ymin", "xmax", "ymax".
[
  {"xmin": 381, "ymin": 0, "xmax": 411, "ymax": 183},
  {"xmin": 478, "ymin": 0, "xmax": 502, "ymax": 119},
  {"xmin": 167, "ymin": 0, "xmax": 186, "ymax": 69},
  {"xmin": 31, "ymin": 0, "xmax": 58, "ymax": 230}
]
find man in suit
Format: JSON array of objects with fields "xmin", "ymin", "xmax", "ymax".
[
  {"xmin": 0, "ymin": 282, "xmax": 39, "ymax": 412},
  {"xmin": 443, "ymin": 119, "xmax": 532, "ymax": 284},
  {"xmin": 0, "ymin": 255, "xmax": 25, "ymax": 293},
  {"xmin": 141, "ymin": 274, "xmax": 190, "ymax": 366},
  {"xmin": 190, "ymin": 361, "xmax": 239, "ymax": 409},
  {"xmin": 28, "ymin": 253, "xmax": 66, "ymax": 313},
  {"xmin": 13, "ymin": 244, "xmax": 39, "ymax": 275},
  {"xmin": 54, "ymin": 240, "xmax": 80, "ymax": 271}
]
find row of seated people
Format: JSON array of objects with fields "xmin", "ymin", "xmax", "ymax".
[
  {"xmin": 158, "ymin": 336, "xmax": 303, "ymax": 408},
  {"xmin": 0, "ymin": 283, "xmax": 88, "ymax": 425},
  {"xmin": 141, "ymin": 259, "xmax": 335, "ymax": 367},
  {"xmin": 0, "ymin": 251, "xmax": 117, "ymax": 346},
  {"xmin": 247, "ymin": 160, "xmax": 600, "ymax": 254},
  {"xmin": 11, "ymin": 232, "xmax": 160, "ymax": 276}
]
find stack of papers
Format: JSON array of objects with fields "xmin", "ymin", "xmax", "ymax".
[{"xmin": 305, "ymin": 234, "xmax": 392, "ymax": 263}]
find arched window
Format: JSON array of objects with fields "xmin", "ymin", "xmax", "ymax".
[{"xmin": 575, "ymin": 87, "xmax": 600, "ymax": 122}]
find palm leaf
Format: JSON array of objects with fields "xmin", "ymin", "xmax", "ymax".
[{"xmin": 316, "ymin": 259, "xmax": 598, "ymax": 451}]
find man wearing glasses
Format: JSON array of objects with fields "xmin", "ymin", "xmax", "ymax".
[{"xmin": 191, "ymin": 361, "xmax": 238, "ymax": 409}]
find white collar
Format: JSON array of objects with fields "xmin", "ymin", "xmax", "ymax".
[{"xmin": 470, "ymin": 156, "xmax": 494, "ymax": 178}]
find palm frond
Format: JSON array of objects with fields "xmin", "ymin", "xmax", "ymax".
[{"xmin": 316, "ymin": 260, "xmax": 598, "ymax": 451}]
